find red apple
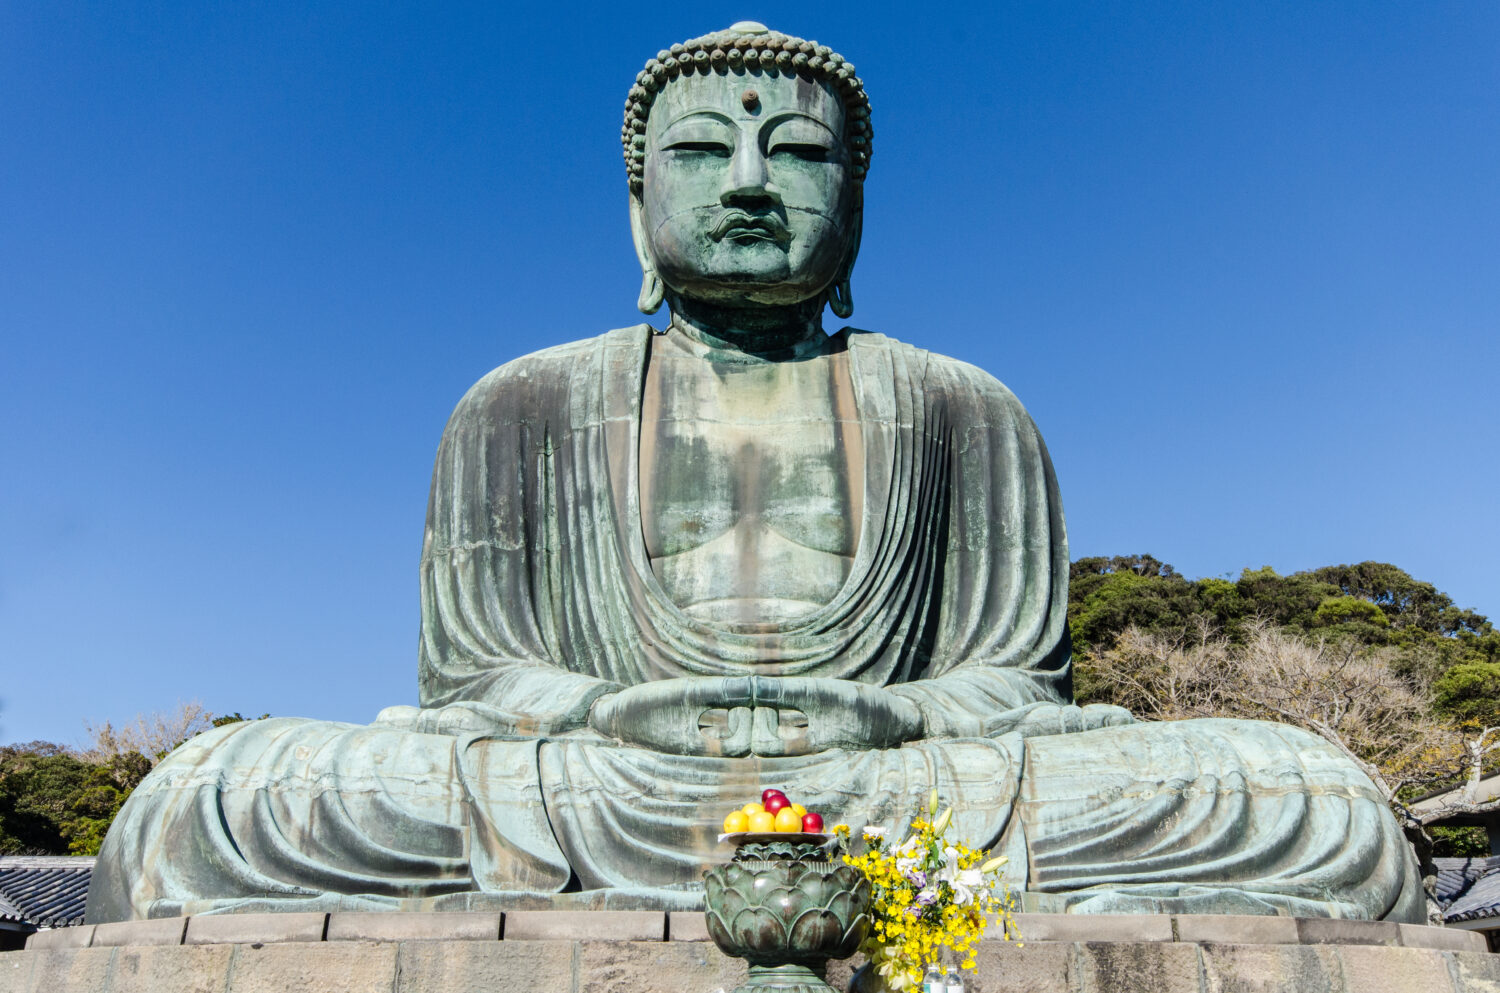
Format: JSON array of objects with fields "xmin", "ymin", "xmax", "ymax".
[
  {"xmin": 801, "ymin": 812, "xmax": 824, "ymax": 833},
  {"xmin": 761, "ymin": 788, "xmax": 786, "ymax": 804},
  {"xmin": 764, "ymin": 794, "xmax": 790, "ymax": 815}
]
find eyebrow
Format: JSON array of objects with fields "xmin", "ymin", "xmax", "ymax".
[
  {"xmin": 761, "ymin": 112, "xmax": 839, "ymax": 140},
  {"xmin": 660, "ymin": 110, "xmax": 737, "ymax": 129}
]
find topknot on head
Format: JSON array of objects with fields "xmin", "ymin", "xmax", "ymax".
[{"xmin": 621, "ymin": 23, "xmax": 873, "ymax": 196}]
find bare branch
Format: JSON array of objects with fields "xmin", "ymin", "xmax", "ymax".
[{"xmin": 80, "ymin": 701, "xmax": 215, "ymax": 767}]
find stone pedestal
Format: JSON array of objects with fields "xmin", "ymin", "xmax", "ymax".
[{"xmin": 3, "ymin": 912, "xmax": 1493, "ymax": 993}]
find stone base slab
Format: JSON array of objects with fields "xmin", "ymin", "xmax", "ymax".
[{"xmin": 3, "ymin": 913, "xmax": 1494, "ymax": 993}]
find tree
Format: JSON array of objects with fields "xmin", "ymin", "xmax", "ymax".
[
  {"xmin": 1070, "ymin": 554, "xmax": 1181, "ymax": 581},
  {"xmin": 1433, "ymin": 662, "xmax": 1500, "ymax": 728},
  {"xmin": 1067, "ymin": 565, "xmax": 1205, "ymax": 655},
  {"xmin": 1307, "ymin": 562, "xmax": 1492, "ymax": 638},
  {"xmin": 81, "ymin": 701, "xmax": 216, "ymax": 766},
  {"xmin": 0, "ymin": 744, "xmax": 94, "ymax": 855},
  {"xmin": 0, "ymin": 705, "xmax": 263, "ymax": 855},
  {"xmin": 61, "ymin": 751, "xmax": 152, "ymax": 855},
  {"xmin": 1077, "ymin": 620, "xmax": 1500, "ymax": 920}
]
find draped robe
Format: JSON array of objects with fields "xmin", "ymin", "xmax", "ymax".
[{"xmin": 86, "ymin": 327, "xmax": 1423, "ymax": 923}]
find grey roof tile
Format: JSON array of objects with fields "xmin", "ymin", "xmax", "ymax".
[
  {"xmin": 1445, "ymin": 869, "xmax": 1500, "ymax": 924},
  {"xmin": 1431, "ymin": 855, "xmax": 1500, "ymax": 924},
  {"xmin": 0, "ymin": 856, "xmax": 95, "ymax": 927},
  {"xmin": 1432, "ymin": 856, "xmax": 1496, "ymax": 904}
]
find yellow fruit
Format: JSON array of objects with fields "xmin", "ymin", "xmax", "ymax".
[
  {"xmin": 791, "ymin": 803, "xmax": 807, "ymax": 817},
  {"xmin": 774, "ymin": 807, "xmax": 802, "ymax": 832},
  {"xmin": 742, "ymin": 802, "xmax": 765, "ymax": 816},
  {"xmin": 748, "ymin": 810, "xmax": 776, "ymax": 833},
  {"xmin": 723, "ymin": 811, "xmax": 749, "ymax": 834}
]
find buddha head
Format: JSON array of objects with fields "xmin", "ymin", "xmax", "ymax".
[{"xmin": 622, "ymin": 23, "xmax": 873, "ymax": 318}]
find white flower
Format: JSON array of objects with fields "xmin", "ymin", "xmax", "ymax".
[
  {"xmin": 938, "ymin": 858, "xmax": 985, "ymax": 906},
  {"xmin": 878, "ymin": 957, "xmax": 914, "ymax": 989},
  {"xmin": 862, "ymin": 826, "xmax": 887, "ymax": 839}
]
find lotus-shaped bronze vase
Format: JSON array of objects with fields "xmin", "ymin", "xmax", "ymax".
[{"xmin": 705, "ymin": 835, "xmax": 871, "ymax": 993}]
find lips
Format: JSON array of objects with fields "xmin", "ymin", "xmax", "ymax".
[{"xmin": 711, "ymin": 211, "xmax": 790, "ymax": 245}]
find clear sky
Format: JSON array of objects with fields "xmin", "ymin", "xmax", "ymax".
[{"xmin": 3, "ymin": 2, "xmax": 1496, "ymax": 746}]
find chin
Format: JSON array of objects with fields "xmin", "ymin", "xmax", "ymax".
[{"xmin": 688, "ymin": 279, "xmax": 827, "ymax": 307}]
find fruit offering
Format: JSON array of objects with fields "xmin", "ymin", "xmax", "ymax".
[{"xmin": 723, "ymin": 790, "xmax": 828, "ymax": 835}]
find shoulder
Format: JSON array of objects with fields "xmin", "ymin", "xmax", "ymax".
[
  {"xmin": 844, "ymin": 328, "xmax": 1030, "ymax": 419},
  {"xmin": 445, "ymin": 326, "xmax": 650, "ymax": 428}
]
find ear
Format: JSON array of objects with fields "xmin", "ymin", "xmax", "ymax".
[
  {"xmin": 827, "ymin": 209, "xmax": 862, "ymax": 319},
  {"xmin": 629, "ymin": 196, "xmax": 655, "ymax": 275},
  {"xmin": 630, "ymin": 196, "xmax": 665, "ymax": 315},
  {"xmin": 838, "ymin": 209, "xmax": 863, "ymax": 285}
]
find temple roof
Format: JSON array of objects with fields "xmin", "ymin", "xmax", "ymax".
[
  {"xmin": 1412, "ymin": 774, "xmax": 1500, "ymax": 828},
  {"xmin": 1432, "ymin": 856, "xmax": 1500, "ymax": 925},
  {"xmin": 0, "ymin": 856, "xmax": 96, "ymax": 928}
]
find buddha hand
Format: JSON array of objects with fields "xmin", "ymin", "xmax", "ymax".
[
  {"xmin": 743, "ymin": 676, "xmax": 926, "ymax": 756},
  {"xmin": 586, "ymin": 676, "xmax": 926, "ymax": 757},
  {"xmin": 588, "ymin": 677, "xmax": 758, "ymax": 756}
]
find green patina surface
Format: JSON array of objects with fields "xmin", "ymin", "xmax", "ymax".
[{"xmin": 86, "ymin": 23, "xmax": 1423, "ymax": 926}]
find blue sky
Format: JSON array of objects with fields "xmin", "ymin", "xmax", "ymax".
[{"xmin": 3, "ymin": 2, "xmax": 1496, "ymax": 745}]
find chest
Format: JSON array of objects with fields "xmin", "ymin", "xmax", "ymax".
[{"xmin": 638, "ymin": 343, "xmax": 863, "ymax": 559}]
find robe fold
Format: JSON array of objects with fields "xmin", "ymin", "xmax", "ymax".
[
  {"xmin": 416, "ymin": 325, "xmax": 1071, "ymax": 722},
  {"xmin": 85, "ymin": 327, "xmax": 1422, "ymax": 924}
]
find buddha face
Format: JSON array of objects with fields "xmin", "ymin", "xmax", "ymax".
[{"xmin": 635, "ymin": 69, "xmax": 857, "ymax": 307}]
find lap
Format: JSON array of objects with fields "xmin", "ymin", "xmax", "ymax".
[
  {"xmin": 1015, "ymin": 717, "xmax": 1420, "ymax": 920},
  {"xmin": 88, "ymin": 713, "xmax": 1423, "ymax": 924}
]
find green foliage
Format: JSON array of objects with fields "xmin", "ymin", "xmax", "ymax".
[
  {"xmin": 1071, "ymin": 555, "xmax": 1180, "ymax": 581},
  {"xmin": 1314, "ymin": 596, "xmax": 1389, "ymax": 628},
  {"xmin": 1307, "ymin": 562, "xmax": 1492, "ymax": 638},
  {"xmin": 1428, "ymin": 825, "xmax": 1491, "ymax": 858},
  {"xmin": 0, "ymin": 744, "xmax": 93, "ymax": 855},
  {"xmin": 1067, "ymin": 557, "xmax": 1202, "ymax": 656},
  {"xmin": 1071, "ymin": 556, "xmax": 1498, "ymax": 686},
  {"xmin": 1432, "ymin": 662, "xmax": 1500, "ymax": 727},
  {"xmin": 0, "ymin": 745, "xmax": 153, "ymax": 856},
  {"xmin": 1070, "ymin": 555, "xmax": 1498, "ymax": 859},
  {"xmin": 0, "ymin": 710, "xmax": 261, "ymax": 855},
  {"xmin": 61, "ymin": 751, "xmax": 152, "ymax": 855},
  {"xmin": 1229, "ymin": 566, "xmax": 1340, "ymax": 633}
]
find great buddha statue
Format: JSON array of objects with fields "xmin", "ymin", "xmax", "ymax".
[{"xmin": 87, "ymin": 23, "xmax": 1423, "ymax": 924}]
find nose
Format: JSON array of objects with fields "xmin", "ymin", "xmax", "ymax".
[{"xmin": 721, "ymin": 140, "xmax": 780, "ymax": 207}]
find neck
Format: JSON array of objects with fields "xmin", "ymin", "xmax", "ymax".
[{"xmin": 666, "ymin": 295, "xmax": 826, "ymax": 356}]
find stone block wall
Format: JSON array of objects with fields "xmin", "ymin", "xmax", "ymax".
[{"xmin": 1, "ymin": 912, "xmax": 1495, "ymax": 993}]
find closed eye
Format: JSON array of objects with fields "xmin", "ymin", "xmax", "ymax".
[
  {"xmin": 666, "ymin": 141, "xmax": 732, "ymax": 156},
  {"xmin": 770, "ymin": 143, "xmax": 830, "ymax": 162}
]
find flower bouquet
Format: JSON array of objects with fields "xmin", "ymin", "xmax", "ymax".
[{"xmin": 836, "ymin": 792, "xmax": 1019, "ymax": 990}]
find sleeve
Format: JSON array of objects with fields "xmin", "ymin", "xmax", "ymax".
[
  {"xmin": 413, "ymin": 355, "xmax": 622, "ymax": 736},
  {"xmin": 885, "ymin": 356, "xmax": 1074, "ymax": 734}
]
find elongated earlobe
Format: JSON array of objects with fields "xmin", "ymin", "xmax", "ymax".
[
  {"xmin": 828, "ymin": 278, "xmax": 854, "ymax": 319},
  {"xmin": 638, "ymin": 269, "xmax": 665, "ymax": 314},
  {"xmin": 828, "ymin": 210, "xmax": 861, "ymax": 319},
  {"xmin": 629, "ymin": 197, "xmax": 664, "ymax": 315}
]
